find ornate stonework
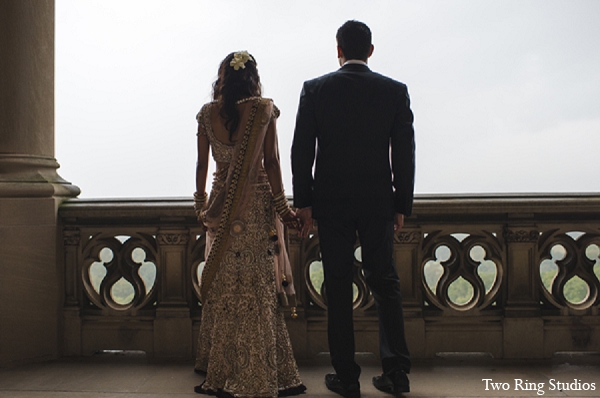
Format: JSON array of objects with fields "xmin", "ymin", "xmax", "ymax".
[
  {"xmin": 394, "ymin": 231, "xmax": 421, "ymax": 244},
  {"xmin": 63, "ymin": 228, "xmax": 80, "ymax": 246},
  {"xmin": 504, "ymin": 229, "xmax": 539, "ymax": 243},
  {"xmin": 157, "ymin": 233, "xmax": 189, "ymax": 246}
]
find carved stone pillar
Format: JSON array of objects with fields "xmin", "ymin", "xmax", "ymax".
[
  {"xmin": 504, "ymin": 227, "xmax": 541, "ymax": 312},
  {"xmin": 285, "ymin": 231, "xmax": 309, "ymax": 359},
  {"xmin": 394, "ymin": 228, "xmax": 425, "ymax": 358},
  {"xmin": 153, "ymin": 229, "xmax": 192, "ymax": 358},
  {"xmin": 62, "ymin": 228, "xmax": 82, "ymax": 356},
  {"xmin": 0, "ymin": 0, "xmax": 78, "ymax": 366},
  {"xmin": 394, "ymin": 229, "xmax": 423, "ymax": 313},
  {"xmin": 503, "ymin": 225, "xmax": 544, "ymax": 358}
]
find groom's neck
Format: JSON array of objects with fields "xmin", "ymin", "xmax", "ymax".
[{"xmin": 342, "ymin": 59, "xmax": 368, "ymax": 67}]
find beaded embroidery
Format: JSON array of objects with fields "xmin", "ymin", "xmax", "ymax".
[{"xmin": 195, "ymin": 98, "xmax": 303, "ymax": 397}]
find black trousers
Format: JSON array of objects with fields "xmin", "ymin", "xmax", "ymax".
[{"xmin": 317, "ymin": 213, "xmax": 411, "ymax": 384}]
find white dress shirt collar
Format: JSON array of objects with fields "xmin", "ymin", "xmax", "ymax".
[{"xmin": 342, "ymin": 59, "xmax": 368, "ymax": 67}]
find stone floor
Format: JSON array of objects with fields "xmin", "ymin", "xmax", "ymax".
[{"xmin": 0, "ymin": 352, "xmax": 599, "ymax": 397}]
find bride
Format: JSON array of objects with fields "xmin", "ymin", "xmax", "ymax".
[{"xmin": 193, "ymin": 51, "xmax": 306, "ymax": 398}]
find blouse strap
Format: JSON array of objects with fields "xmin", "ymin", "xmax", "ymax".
[
  {"xmin": 272, "ymin": 103, "xmax": 280, "ymax": 119},
  {"xmin": 196, "ymin": 103, "xmax": 212, "ymax": 136}
]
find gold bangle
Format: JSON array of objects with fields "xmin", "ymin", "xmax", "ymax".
[
  {"xmin": 272, "ymin": 190, "xmax": 286, "ymax": 202},
  {"xmin": 194, "ymin": 191, "xmax": 208, "ymax": 201},
  {"xmin": 272, "ymin": 191, "xmax": 292, "ymax": 218},
  {"xmin": 278, "ymin": 206, "xmax": 291, "ymax": 218}
]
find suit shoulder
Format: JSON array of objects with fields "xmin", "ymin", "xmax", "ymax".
[
  {"xmin": 303, "ymin": 70, "xmax": 339, "ymax": 88},
  {"xmin": 371, "ymin": 71, "xmax": 409, "ymax": 90}
]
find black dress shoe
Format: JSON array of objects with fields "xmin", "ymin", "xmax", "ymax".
[
  {"xmin": 325, "ymin": 373, "xmax": 360, "ymax": 398},
  {"xmin": 372, "ymin": 370, "xmax": 410, "ymax": 395}
]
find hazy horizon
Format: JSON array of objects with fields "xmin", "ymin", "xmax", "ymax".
[{"xmin": 55, "ymin": 0, "xmax": 600, "ymax": 198}]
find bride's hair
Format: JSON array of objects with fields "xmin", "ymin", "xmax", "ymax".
[{"xmin": 212, "ymin": 52, "xmax": 262, "ymax": 141}]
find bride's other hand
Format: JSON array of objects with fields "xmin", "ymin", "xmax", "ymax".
[
  {"xmin": 282, "ymin": 210, "xmax": 300, "ymax": 230},
  {"xmin": 198, "ymin": 211, "xmax": 208, "ymax": 232}
]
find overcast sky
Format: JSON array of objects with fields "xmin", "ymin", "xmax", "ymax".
[{"xmin": 55, "ymin": 0, "xmax": 600, "ymax": 198}]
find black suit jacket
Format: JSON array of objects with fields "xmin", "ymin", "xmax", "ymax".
[{"xmin": 291, "ymin": 63, "xmax": 415, "ymax": 220}]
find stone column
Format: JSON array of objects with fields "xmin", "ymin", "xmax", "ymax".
[
  {"xmin": 394, "ymin": 229, "xmax": 425, "ymax": 358},
  {"xmin": 61, "ymin": 228, "xmax": 82, "ymax": 356},
  {"xmin": 153, "ymin": 229, "xmax": 192, "ymax": 358},
  {"xmin": 0, "ymin": 0, "xmax": 79, "ymax": 366},
  {"xmin": 502, "ymin": 225, "xmax": 544, "ymax": 358},
  {"xmin": 286, "ymin": 231, "xmax": 309, "ymax": 359}
]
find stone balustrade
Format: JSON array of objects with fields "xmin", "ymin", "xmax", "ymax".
[{"xmin": 58, "ymin": 194, "xmax": 600, "ymax": 359}]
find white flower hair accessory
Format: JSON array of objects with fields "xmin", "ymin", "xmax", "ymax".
[{"xmin": 230, "ymin": 51, "xmax": 254, "ymax": 71}]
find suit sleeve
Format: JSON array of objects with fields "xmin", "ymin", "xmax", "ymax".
[
  {"xmin": 391, "ymin": 85, "xmax": 415, "ymax": 217},
  {"xmin": 291, "ymin": 82, "xmax": 317, "ymax": 209}
]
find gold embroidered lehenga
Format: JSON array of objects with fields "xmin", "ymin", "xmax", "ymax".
[{"xmin": 194, "ymin": 97, "xmax": 304, "ymax": 398}]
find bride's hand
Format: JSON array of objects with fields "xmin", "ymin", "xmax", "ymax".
[
  {"xmin": 198, "ymin": 211, "xmax": 208, "ymax": 232},
  {"xmin": 281, "ymin": 210, "xmax": 300, "ymax": 230}
]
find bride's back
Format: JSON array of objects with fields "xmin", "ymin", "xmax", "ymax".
[{"xmin": 209, "ymin": 100, "xmax": 256, "ymax": 147}]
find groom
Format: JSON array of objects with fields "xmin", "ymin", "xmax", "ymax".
[{"xmin": 291, "ymin": 20, "xmax": 415, "ymax": 397}]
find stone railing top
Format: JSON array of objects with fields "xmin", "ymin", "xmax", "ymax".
[
  {"xmin": 59, "ymin": 193, "xmax": 600, "ymax": 222},
  {"xmin": 414, "ymin": 192, "xmax": 600, "ymax": 212},
  {"xmin": 59, "ymin": 197, "xmax": 194, "ymax": 221}
]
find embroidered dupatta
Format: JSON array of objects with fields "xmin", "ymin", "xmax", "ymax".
[{"xmin": 200, "ymin": 98, "xmax": 296, "ymax": 307}]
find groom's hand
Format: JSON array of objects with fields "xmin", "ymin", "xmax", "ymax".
[
  {"xmin": 296, "ymin": 207, "xmax": 313, "ymax": 238},
  {"xmin": 394, "ymin": 213, "xmax": 405, "ymax": 233}
]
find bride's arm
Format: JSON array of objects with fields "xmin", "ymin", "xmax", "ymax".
[
  {"xmin": 263, "ymin": 116, "xmax": 285, "ymax": 195},
  {"xmin": 264, "ymin": 116, "xmax": 298, "ymax": 227},
  {"xmin": 195, "ymin": 129, "xmax": 210, "ymax": 195}
]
